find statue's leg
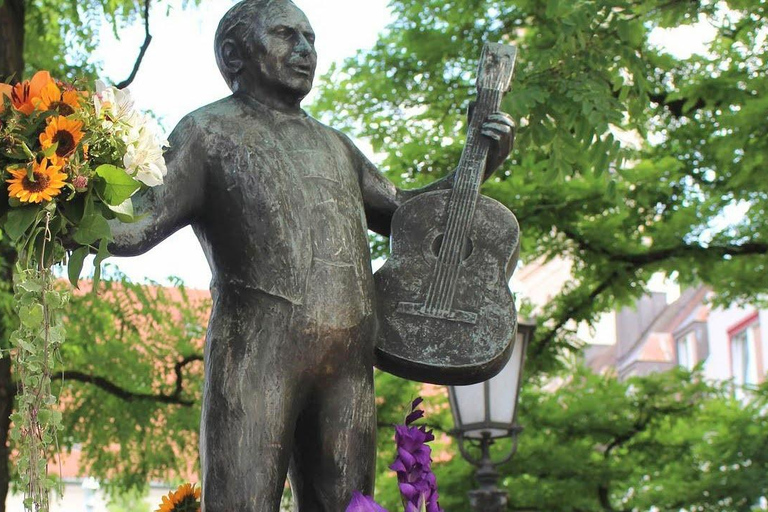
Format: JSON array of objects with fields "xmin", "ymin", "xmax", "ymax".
[
  {"xmin": 201, "ymin": 290, "xmax": 303, "ymax": 512},
  {"xmin": 288, "ymin": 355, "xmax": 376, "ymax": 511}
]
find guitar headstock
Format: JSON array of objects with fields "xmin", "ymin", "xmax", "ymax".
[{"xmin": 476, "ymin": 43, "xmax": 518, "ymax": 92}]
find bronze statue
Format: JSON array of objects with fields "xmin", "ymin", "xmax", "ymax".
[{"xmin": 109, "ymin": 0, "xmax": 516, "ymax": 510}]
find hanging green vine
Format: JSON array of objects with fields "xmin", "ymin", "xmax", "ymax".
[
  {"xmin": 1, "ymin": 71, "xmax": 168, "ymax": 510},
  {"xmin": 11, "ymin": 273, "xmax": 64, "ymax": 505}
]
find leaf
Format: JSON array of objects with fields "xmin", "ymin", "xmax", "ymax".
[
  {"xmin": 42, "ymin": 142, "xmax": 59, "ymax": 158},
  {"xmin": 107, "ymin": 197, "xmax": 137, "ymax": 222},
  {"xmin": 17, "ymin": 280, "xmax": 42, "ymax": 293},
  {"xmin": 72, "ymin": 208, "xmax": 112, "ymax": 246},
  {"xmin": 92, "ymin": 237, "xmax": 111, "ymax": 289},
  {"xmin": 3, "ymin": 206, "xmax": 40, "ymax": 242},
  {"xmin": 95, "ymin": 164, "xmax": 141, "ymax": 206},
  {"xmin": 48, "ymin": 324, "xmax": 66, "ymax": 346},
  {"xmin": 67, "ymin": 247, "xmax": 89, "ymax": 288},
  {"xmin": 19, "ymin": 304, "xmax": 44, "ymax": 329}
]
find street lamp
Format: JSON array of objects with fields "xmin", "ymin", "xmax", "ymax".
[{"xmin": 447, "ymin": 318, "xmax": 536, "ymax": 512}]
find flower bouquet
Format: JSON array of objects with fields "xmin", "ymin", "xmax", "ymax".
[{"xmin": 0, "ymin": 71, "xmax": 167, "ymax": 511}]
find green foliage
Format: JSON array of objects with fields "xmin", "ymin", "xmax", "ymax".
[
  {"xmin": 106, "ymin": 487, "xmax": 151, "ymax": 512},
  {"xmin": 311, "ymin": 0, "xmax": 768, "ymax": 369},
  {"xmin": 57, "ymin": 270, "xmax": 209, "ymax": 493},
  {"xmin": 7, "ymin": 267, "xmax": 67, "ymax": 510},
  {"xmin": 372, "ymin": 368, "xmax": 768, "ymax": 511},
  {"xmin": 94, "ymin": 165, "xmax": 141, "ymax": 207},
  {"xmin": 22, "ymin": 0, "xmax": 198, "ymax": 82}
]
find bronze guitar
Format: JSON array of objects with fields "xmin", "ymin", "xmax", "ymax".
[{"xmin": 374, "ymin": 43, "xmax": 520, "ymax": 385}]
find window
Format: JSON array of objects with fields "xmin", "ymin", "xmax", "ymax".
[
  {"xmin": 728, "ymin": 312, "xmax": 762, "ymax": 397},
  {"xmin": 731, "ymin": 328, "xmax": 758, "ymax": 387},
  {"xmin": 676, "ymin": 331, "xmax": 697, "ymax": 370}
]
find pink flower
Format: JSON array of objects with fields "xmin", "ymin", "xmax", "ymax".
[{"xmin": 72, "ymin": 175, "xmax": 88, "ymax": 191}]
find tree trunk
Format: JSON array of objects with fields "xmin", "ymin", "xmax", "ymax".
[
  {"xmin": 0, "ymin": 235, "xmax": 19, "ymax": 512},
  {"xmin": 0, "ymin": 0, "xmax": 25, "ymax": 81},
  {"xmin": 0, "ymin": 0, "xmax": 24, "ymax": 508},
  {"xmin": 0, "ymin": 358, "xmax": 11, "ymax": 512}
]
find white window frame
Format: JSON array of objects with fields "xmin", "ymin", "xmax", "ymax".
[{"xmin": 676, "ymin": 331, "xmax": 697, "ymax": 370}]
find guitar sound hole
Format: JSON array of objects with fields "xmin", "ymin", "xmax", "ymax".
[{"xmin": 432, "ymin": 234, "xmax": 474, "ymax": 261}]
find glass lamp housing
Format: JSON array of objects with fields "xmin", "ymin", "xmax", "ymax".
[{"xmin": 448, "ymin": 320, "xmax": 534, "ymax": 439}]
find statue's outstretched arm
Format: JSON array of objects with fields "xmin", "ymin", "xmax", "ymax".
[{"xmin": 109, "ymin": 114, "xmax": 206, "ymax": 256}]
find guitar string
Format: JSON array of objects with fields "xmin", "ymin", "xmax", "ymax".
[
  {"xmin": 425, "ymin": 121, "xmax": 484, "ymax": 313},
  {"xmin": 440, "ymin": 90, "xmax": 501, "ymax": 313},
  {"xmin": 425, "ymin": 89, "xmax": 502, "ymax": 315},
  {"xmin": 426, "ymin": 89, "xmax": 499, "ymax": 313},
  {"xmin": 437, "ymin": 106, "xmax": 492, "ymax": 313},
  {"xmin": 440, "ymin": 96, "xmax": 498, "ymax": 312}
]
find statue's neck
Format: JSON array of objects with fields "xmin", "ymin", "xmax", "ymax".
[{"xmin": 233, "ymin": 83, "xmax": 304, "ymax": 114}]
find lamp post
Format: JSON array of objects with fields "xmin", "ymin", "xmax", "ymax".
[{"xmin": 447, "ymin": 319, "xmax": 535, "ymax": 512}]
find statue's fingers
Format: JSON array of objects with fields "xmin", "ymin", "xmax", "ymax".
[
  {"xmin": 482, "ymin": 122, "xmax": 512, "ymax": 135},
  {"xmin": 488, "ymin": 112, "xmax": 515, "ymax": 126},
  {"xmin": 481, "ymin": 128, "xmax": 502, "ymax": 141}
]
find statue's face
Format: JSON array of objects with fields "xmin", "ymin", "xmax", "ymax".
[{"xmin": 248, "ymin": 1, "xmax": 317, "ymax": 99}]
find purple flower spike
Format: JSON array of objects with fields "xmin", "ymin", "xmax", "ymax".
[
  {"xmin": 405, "ymin": 408, "xmax": 425, "ymax": 425},
  {"xmin": 389, "ymin": 397, "xmax": 444, "ymax": 512},
  {"xmin": 346, "ymin": 491, "xmax": 389, "ymax": 512}
]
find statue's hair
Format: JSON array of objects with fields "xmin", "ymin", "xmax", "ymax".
[{"xmin": 214, "ymin": 0, "xmax": 295, "ymax": 91}]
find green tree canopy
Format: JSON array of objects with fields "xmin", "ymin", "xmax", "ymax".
[
  {"xmin": 57, "ymin": 273, "xmax": 208, "ymax": 493},
  {"xmin": 2, "ymin": 0, "xmax": 199, "ymax": 83},
  {"xmin": 0, "ymin": 1, "xmax": 199, "ymax": 509},
  {"xmin": 377, "ymin": 368, "xmax": 768, "ymax": 512},
  {"xmin": 311, "ymin": 0, "xmax": 768, "ymax": 369}
]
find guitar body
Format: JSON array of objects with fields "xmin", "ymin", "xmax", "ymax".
[{"xmin": 374, "ymin": 190, "xmax": 520, "ymax": 385}]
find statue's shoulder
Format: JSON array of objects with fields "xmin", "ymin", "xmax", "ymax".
[
  {"xmin": 305, "ymin": 115, "xmax": 357, "ymax": 152},
  {"xmin": 180, "ymin": 96, "xmax": 243, "ymax": 134}
]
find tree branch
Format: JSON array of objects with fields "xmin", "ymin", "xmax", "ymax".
[
  {"xmin": 50, "ymin": 354, "xmax": 202, "ymax": 407},
  {"xmin": 560, "ymin": 225, "xmax": 768, "ymax": 265},
  {"xmin": 532, "ymin": 268, "xmax": 626, "ymax": 358},
  {"xmin": 172, "ymin": 354, "xmax": 203, "ymax": 401},
  {"xmin": 647, "ymin": 91, "xmax": 708, "ymax": 118},
  {"xmin": 114, "ymin": 0, "xmax": 152, "ymax": 90},
  {"xmin": 531, "ymin": 226, "xmax": 768, "ymax": 357}
]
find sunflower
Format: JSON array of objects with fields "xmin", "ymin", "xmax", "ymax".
[
  {"xmin": 33, "ymin": 81, "xmax": 81, "ymax": 115},
  {"xmin": 6, "ymin": 159, "xmax": 67, "ymax": 203},
  {"xmin": 39, "ymin": 115, "xmax": 84, "ymax": 164},
  {"xmin": 0, "ymin": 71, "xmax": 53, "ymax": 115},
  {"xmin": 156, "ymin": 483, "xmax": 201, "ymax": 512}
]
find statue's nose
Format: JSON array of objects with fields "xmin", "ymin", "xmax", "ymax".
[{"xmin": 295, "ymin": 35, "xmax": 313, "ymax": 56}]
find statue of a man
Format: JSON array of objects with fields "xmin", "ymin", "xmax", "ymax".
[{"xmin": 111, "ymin": 0, "xmax": 515, "ymax": 510}]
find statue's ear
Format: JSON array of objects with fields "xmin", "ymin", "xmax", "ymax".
[{"xmin": 220, "ymin": 38, "xmax": 245, "ymax": 77}]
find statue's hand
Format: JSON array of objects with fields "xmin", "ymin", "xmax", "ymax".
[{"xmin": 481, "ymin": 111, "xmax": 516, "ymax": 179}]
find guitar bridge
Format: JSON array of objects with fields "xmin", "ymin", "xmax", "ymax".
[{"xmin": 396, "ymin": 302, "xmax": 478, "ymax": 325}]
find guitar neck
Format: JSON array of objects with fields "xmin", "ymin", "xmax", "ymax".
[
  {"xmin": 454, "ymin": 87, "xmax": 505, "ymax": 193},
  {"xmin": 453, "ymin": 42, "xmax": 517, "ymax": 194}
]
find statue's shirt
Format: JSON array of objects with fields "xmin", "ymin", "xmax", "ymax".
[{"xmin": 192, "ymin": 96, "xmax": 374, "ymax": 330}]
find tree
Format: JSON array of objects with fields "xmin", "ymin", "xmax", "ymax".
[
  {"xmin": 0, "ymin": 0, "xmax": 179, "ymax": 83},
  {"xmin": 2, "ymin": 0, "xmax": 767, "ymax": 509},
  {"xmin": 0, "ymin": 1, "xmax": 200, "ymax": 509},
  {"xmin": 0, "ymin": 272, "xmax": 207, "ymax": 508},
  {"xmin": 56, "ymin": 273, "xmax": 208, "ymax": 494},
  {"xmin": 310, "ymin": 0, "xmax": 768, "ymax": 370},
  {"xmin": 370, "ymin": 368, "xmax": 768, "ymax": 512}
]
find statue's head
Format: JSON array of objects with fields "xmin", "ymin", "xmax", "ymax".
[{"xmin": 215, "ymin": 0, "xmax": 317, "ymax": 102}]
